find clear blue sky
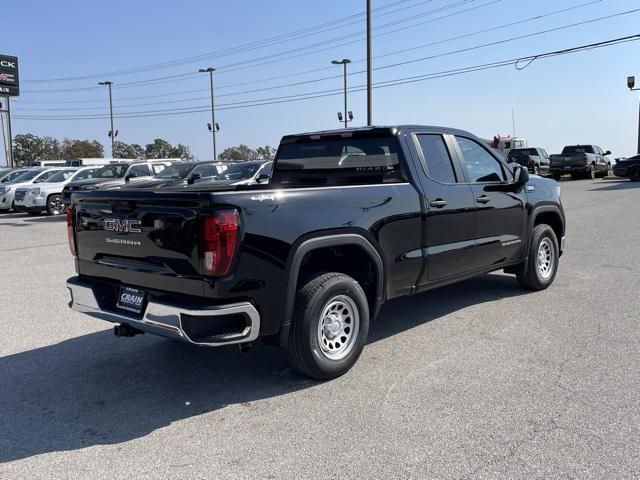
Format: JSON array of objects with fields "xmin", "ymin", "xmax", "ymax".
[{"xmin": 2, "ymin": 0, "xmax": 640, "ymax": 163}]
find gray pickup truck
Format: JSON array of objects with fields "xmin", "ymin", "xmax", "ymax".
[{"xmin": 550, "ymin": 145, "xmax": 612, "ymax": 180}]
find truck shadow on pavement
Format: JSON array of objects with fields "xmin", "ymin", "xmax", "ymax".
[
  {"xmin": 0, "ymin": 274, "xmax": 526, "ymax": 462},
  {"xmin": 589, "ymin": 179, "xmax": 640, "ymax": 191}
]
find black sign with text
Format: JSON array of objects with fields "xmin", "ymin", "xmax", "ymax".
[{"xmin": 0, "ymin": 54, "xmax": 19, "ymax": 97}]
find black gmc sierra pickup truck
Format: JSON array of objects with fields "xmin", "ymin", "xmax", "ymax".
[{"xmin": 66, "ymin": 126, "xmax": 565, "ymax": 379}]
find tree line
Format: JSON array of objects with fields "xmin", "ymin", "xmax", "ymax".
[{"xmin": 10, "ymin": 134, "xmax": 277, "ymax": 167}]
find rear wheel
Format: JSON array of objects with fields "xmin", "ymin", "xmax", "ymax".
[
  {"xmin": 516, "ymin": 224, "xmax": 559, "ymax": 290},
  {"xmin": 533, "ymin": 164, "xmax": 539, "ymax": 175},
  {"xmin": 286, "ymin": 272, "xmax": 370, "ymax": 380},
  {"xmin": 46, "ymin": 194, "xmax": 65, "ymax": 215},
  {"xmin": 588, "ymin": 164, "xmax": 596, "ymax": 180}
]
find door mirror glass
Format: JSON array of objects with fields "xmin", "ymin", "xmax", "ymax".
[
  {"xmin": 187, "ymin": 172, "xmax": 202, "ymax": 184},
  {"xmin": 604, "ymin": 150, "xmax": 611, "ymax": 156},
  {"xmin": 256, "ymin": 173, "xmax": 270, "ymax": 184},
  {"xmin": 513, "ymin": 164, "xmax": 529, "ymax": 189}
]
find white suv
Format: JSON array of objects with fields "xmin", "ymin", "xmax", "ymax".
[
  {"xmin": 14, "ymin": 167, "xmax": 101, "ymax": 215},
  {"xmin": 0, "ymin": 168, "xmax": 64, "ymax": 212}
]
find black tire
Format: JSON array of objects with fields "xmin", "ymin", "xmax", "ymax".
[
  {"xmin": 552, "ymin": 172, "xmax": 562, "ymax": 180},
  {"xmin": 516, "ymin": 224, "xmax": 559, "ymax": 291},
  {"xmin": 588, "ymin": 164, "xmax": 596, "ymax": 180},
  {"xmin": 630, "ymin": 167, "xmax": 640, "ymax": 182},
  {"xmin": 533, "ymin": 164, "xmax": 539, "ymax": 175},
  {"xmin": 286, "ymin": 272, "xmax": 370, "ymax": 380},
  {"xmin": 46, "ymin": 194, "xmax": 65, "ymax": 215},
  {"xmin": 605, "ymin": 163, "xmax": 612, "ymax": 177}
]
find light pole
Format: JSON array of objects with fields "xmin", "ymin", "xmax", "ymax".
[
  {"xmin": 628, "ymin": 76, "xmax": 640, "ymax": 154},
  {"xmin": 366, "ymin": 0, "xmax": 373, "ymax": 126},
  {"xmin": 98, "ymin": 81, "xmax": 117, "ymax": 157},
  {"xmin": 332, "ymin": 59, "xmax": 353, "ymax": 128},
  {"xmin": 199, "ymin": 67, "xmax": 218, "ymax": 160}
]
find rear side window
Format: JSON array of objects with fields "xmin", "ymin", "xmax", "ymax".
[
  {"xmin": 415, "ymin": 134, "xmax": 457, "ymax": 183},
  {"xmin": 456, "ymin": 136, "xmax": 506, "ymax": 183},
  {"xmin": 272, "ymin": 136, "xmax": 405, "ymax": 186}
]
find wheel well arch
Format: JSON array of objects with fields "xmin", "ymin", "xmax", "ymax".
[
  {"xmin": 532, "ymin": 208, "xmax": 564, "ymax": 246},
  {"xmin": 277, "ymin": 234, "xmax": 385, "ymax": 346}
]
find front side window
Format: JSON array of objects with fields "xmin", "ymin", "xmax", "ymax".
[
  {"xmin": 45, "ymin": 170, "xmax": 78, "ymax": 182},
  {"xmin": 456, "ymin": 137, "xmax": 505, "ymax": 183},
  {"xmin": 127, "ymin": 164, "xmax": 151, "ymax": 177},
  {"xmin": 272, "ymin": 136, "xmax": 405, "ymax": 186},
  {"xmin": 191, "ymin": 163, "xmax": 214, "ymax": 178},
  {"xmin": 152, "ymin": 164, "xmax": 167, "ymax": 174},
  {"xmin": 415, "ymin": 134, "xmax": 457, "ymax": 183}
]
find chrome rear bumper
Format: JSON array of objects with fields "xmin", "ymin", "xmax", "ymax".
[{"xmin": 67, "ymin": 276, "xmax": 260, "ymax": 347}]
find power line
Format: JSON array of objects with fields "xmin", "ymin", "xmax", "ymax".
[
  {"xmin": 22, "ymin": 0, "xmax": 492, "ymax": 93},
  {"xmin": 21, "ymin": 0, "xmax": 427, "ymax": 83},
  {"xmin": 15, "ymin": 34, "xmax": 640, "ymax": 120},
  {"xmin": 15, "ymin": 6, "xmax": 638, "ymax": 113},
  {"xmin": 16, "ymin": 0, "xmax": 603, "ymax": 105}
]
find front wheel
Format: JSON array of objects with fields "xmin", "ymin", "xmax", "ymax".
[
  {"xmin": 286, "ymin": 272, "xmax": 370, "ymax": 380},
  {"xmin": 46, "ymin": 194, "xmax": 65, "ymax": 215},
  {"xmin": 630, "ymin": 168, "xmax": 640, "ymax": 182},
  {"xmin": 516, "ymin": 224, "xmax": 559, "ymax": 290}
]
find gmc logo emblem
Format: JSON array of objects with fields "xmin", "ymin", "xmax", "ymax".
[
  {"xmin": 104, "ymin": 218, "xmax": 142, "ymax": 233},
  {"xmin": 0, "ymin": 60, "xmax": 16, "ymax": 68}
]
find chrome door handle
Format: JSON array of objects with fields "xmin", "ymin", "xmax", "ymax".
[
  {"xmin": 429, "ymin": 199, "xmax": 448, "ymax": 208},
  {"xmin": 476, "ymin": 195, "xmax": 491, "ymax": 204}
]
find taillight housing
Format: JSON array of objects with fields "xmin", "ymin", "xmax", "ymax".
[
  {"xmin": 202, "ymin": 210, "xmax": 240, "ymax": 276},
  {"xmin": 583, "ymin": 154, "xmax": 589, "ymax": 165},
  {"xmin": 67, "ymin": 208, "xmax": 77, "ymax": 257}
]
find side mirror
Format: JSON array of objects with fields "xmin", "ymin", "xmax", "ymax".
[
  {"xmin": 124, "ymin": 174, "xmax": 132, "ymax": 182},
  {"xmin": 256, "ymin": 173, "xmax": 270, "ymax": 184},
  {"xmin": 187, "ymin": 172, "xmax": 202, "ymax": 184},
  {"xmin": 513, "ymin": 164, "xmax": 529, "ymax": 190},
  {"xmin": 604, "ymin": 150, "xmax": 611, "ymax": 156}
]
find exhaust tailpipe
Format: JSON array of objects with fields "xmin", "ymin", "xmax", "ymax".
[{"xmin": 114, "ymin": 324, "xmax": 144, "ymax": 337}]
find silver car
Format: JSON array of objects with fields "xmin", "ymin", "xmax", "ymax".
[{"xmin": 0, "ymin": 168, "xmax": 64, "ymax": 212}]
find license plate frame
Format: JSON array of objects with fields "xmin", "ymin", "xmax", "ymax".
[{"xmin": 116, "ymin": 286, "xmax": 146, "ymax": 314}]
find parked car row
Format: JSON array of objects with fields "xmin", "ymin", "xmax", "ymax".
[
  {"xmin": 0, "ymin": 159, "xmax": 274, "ymax": 215},
  {"xmin": 504, "ymin": 144, "xmax": 615, "ymax": 181}
]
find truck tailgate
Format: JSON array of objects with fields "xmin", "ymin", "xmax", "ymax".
[{"xmin": 72, "ymin": 190, "xmax": 213, "ymax": 296}]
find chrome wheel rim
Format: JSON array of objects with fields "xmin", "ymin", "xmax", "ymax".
[
  {"xmin": 590, "ymin": 166, "xmax": 595, "ymax": 179},
  {"xmin": 537, "ymin": 238, "xmax": 555, "ymax": 280},
  {"xmin": 49, "ymin": 196, "xmax": 64, "ymax": 215},
  {"xmin": 317, "ymin": 295, "xmax": 359, "ymax": 360}
]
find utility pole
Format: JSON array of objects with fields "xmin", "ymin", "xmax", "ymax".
[
  {"xmin": 1, "ymin": 97, "xmax": 14, "ymax": 167},
  {"xmin": 366, "ymin": 0, "xmax": 373, "ymax": 126},
  {"xmin": 630, "ymin": 76, "xmax": 640, "ymax": 154},
  {"xmin": 199, "ymin": 67, "xmax": 218, "ymax": 160},
  {"xmin": 98, "ymin": 81, "xmax": 117, "ymax": 157},
  {"xmin": 332, "ymin": 59, "xmax": 352, "ymax": 128}
]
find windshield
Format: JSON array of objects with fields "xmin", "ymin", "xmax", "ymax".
[
  {"xmin": 96, "ymin": 164, "xmax": 129, "ymax": 178},
  {"xmin": 44, "ymin": 170, "xmax": 78, "ymax": 183},
  {"xmin": 562, "ymin": 145, "xmax": 594, "ymax": 155},
  {"xmin": 509, "ymin": 148, "xmax": 538, "ymax": 157},
  {"xmin": 3, "ymin": 170, "xmax": 31, "ymax": 183},
  {"xmin": 10, "ymin": 170, "xmax": 42, "ymax": 183},
  {"xmin": 71, "ymin": 168, "xmax": 101, "ymax": 181},
  {"xmin": 155, "ymin": 163, "xmax": 195, "ymax": 179},
  {"xmin": 33, "ymin": 170, "xmax": 64, "ymax": 183},
  {"xmin": 215, "ymin": 162, "xmax": 262, "ymax": 181}
]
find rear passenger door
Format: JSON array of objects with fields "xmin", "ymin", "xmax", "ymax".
[
  {"xmin": 412, "ymin": 133, "xmax": 477, "ymax": 285},
  {"xmin": 452, "ymin": 136, "xmax": 526, "ymax": 270}
]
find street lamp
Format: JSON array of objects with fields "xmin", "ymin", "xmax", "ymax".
[
  {"xmin": 628, "ymin": 76, "xmax": 640, "ymax": 154},
  {"xmin": 332, "ymin": 59, "xmax": 353, "ymax": 128},
  {"xmin": 199, "ymin": 67, "xmax": 218, "ymax": 160},
  {"xmin": 98, "ymin": 81, "xmax": 117, "ymax": 157}
]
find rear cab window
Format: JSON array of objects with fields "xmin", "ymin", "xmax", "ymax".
[
  {"xmin": 562, "ymin": 145, "xmax": 594, "ymax": 155},
  {"xmin": 271, "ymin": 135, "xmax": 406, "ymax": 186},
  {"xmin": 415, "ymin": 134, "xmax": 458, "ymax": 183}
]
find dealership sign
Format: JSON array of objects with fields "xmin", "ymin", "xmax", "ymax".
[{"xmin": 0, "ymin": 54, "xmax": 19, "ymax": 96}]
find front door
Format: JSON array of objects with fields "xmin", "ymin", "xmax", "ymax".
[
  {"xmin": 452, "ymin": 136, "xmax": 526, "ymax": 270},
  {"xmin": 411, "ymin": 133, "xmax": 477, "ymax": 285}
]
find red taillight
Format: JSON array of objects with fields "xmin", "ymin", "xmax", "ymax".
[
  {"xmin": 583, "ymin": 154, "xmax": 589, "ymax": 165},
  {"xmin": 66, "ymin": 208, "xmax": 77, "ymax": 257},
  {"xmin": 527, "ymin": 155, "xmax": 534, "ymax": 167},
  {"xmin": 202, "ymin": 210, "xmax": 239, "ymax": 276}
]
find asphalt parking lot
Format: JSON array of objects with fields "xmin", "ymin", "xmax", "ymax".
[{"xmin": 0, "ymin": 177, "xmax": 638, "ymax": 479}]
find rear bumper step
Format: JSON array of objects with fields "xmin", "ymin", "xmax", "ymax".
[{"xmin": 66, "ymin": 276, "xmax": 260, "ymax": 347}]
